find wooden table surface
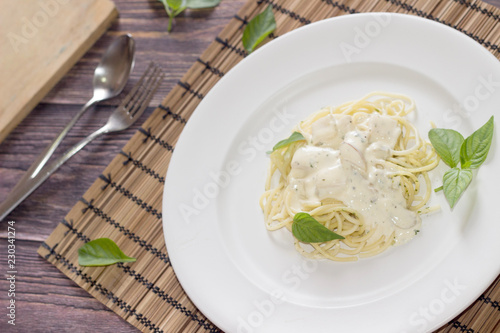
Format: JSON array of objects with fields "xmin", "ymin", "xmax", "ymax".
[{"xmin": 1, "ymin": 0, "xmax": 499, "ymax": 332}]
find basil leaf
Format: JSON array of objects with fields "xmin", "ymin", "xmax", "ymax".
[
  {"xmin": 442, "ymin": 167, "xmax": 473, "ymax": 208},
  {"xmin": 166, "ymin": 0, "xmax": 185, "ymax": 11},
  {"xmin": 268, "ymin": 131, "xmax": 305, "ymax": 153},
  {"xmin": 292, "ymin": 212, "xmax": 345, "ymax": 243},
  {"xmin": 186, "ymin": 0, "xmax": 220, "ymax": 8},
  {"xmin": 428, "ymin": 128, "xmax": 464, "ymax": 168},
  {"xmin": 242, "ymin": 5, "xmax": 276, "ymax": 53},
  {"xmin": 78, "ymin": 238, "xmax": 136, "ymax": 267},
  {"xmin": 460, "ymin": 116, "xmax": 494, "ymax": 169}
]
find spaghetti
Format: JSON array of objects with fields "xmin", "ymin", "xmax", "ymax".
[{"xmin": 260, "ymin": 92, "xmax": 438, "ymax": 261}]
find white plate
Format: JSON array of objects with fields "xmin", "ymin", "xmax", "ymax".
[{"xmin": 163, "ymin": 13, "xmax": 500, "ymax": 333}]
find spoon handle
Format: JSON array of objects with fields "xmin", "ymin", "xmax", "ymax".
[
  {"xmin": 9, "ymin": 97, "xmax": 97, "ymax": 196},
  {"xmin": 0, "ymin": 125, "xmax": 108, "ymax": 222}
]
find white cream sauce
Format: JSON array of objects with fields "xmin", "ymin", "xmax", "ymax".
[{"xmin": 288, "ymin": 113, "xmax": 420, "ymax": 245}]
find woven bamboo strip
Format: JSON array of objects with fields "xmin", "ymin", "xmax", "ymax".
[
  {"xmin": 435, "ymin": 0, "xmax": 468, "ymax": 26},
  {"xmin": 305, "ymin": 2, "xmax": 340, "ymax": 24},
  {"xmin": 435, "ymin": 275, "xmax": 500, "ymax": 332},
  {"xmin": 350, "ymin": 0, "xmax": 374, "ymax": 12},
  {"xmin": 471, "ymin": 278, "xmax": 500, "ymax": 332},
  {"xmin": 68, "ymin": 200, "xmax": 171, "ymax": 314}
]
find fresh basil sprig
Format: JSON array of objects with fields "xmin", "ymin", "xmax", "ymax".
[
  {"xmin": 158, "ymin": 0, "xmax": 221, "ymax": 32},
  {"xmin": 429, "ymin": 116, "xmax": 494, "ymax": 208},
  {"xmin": 242, "ymin": 5, "xmax": 276, "ymax": 53},
  {"xmin": 442, "ymin": 168, "xmax": 473, "ymax": 208},
  {"xmin": 186, "ymin": 0, "xmax": 221, "ymax": 8},
  {"xmin": 428, "ymin": 129, "xmax": 464, "ymax": 168},
  {"xmin": 78, "ymin": 238, "xmax": 136, "ymax": 267},
  {"xmin": 460, "ymin": 116, "xmax": 495, "ymax": 169},
  {"xmin": 292, "ymin": 212, "xmax": 345, "ymax": 243},
  {"xmin": 268, "ymin": 131, "xmax": 305, "ymax": 154}
]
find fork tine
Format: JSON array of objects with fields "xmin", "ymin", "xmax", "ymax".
[
  {"xmin": 127, "ymin": 64, "xmax": 161, "ymax": 116},
  {"xmin": 132, "ymin": 71, "xmax": 165, "ymax": 119},
  {"xmin": 126, "ymin": 64, "xmax": 159, "ymax": 115},
  {"xmin": 119, "ymin": 62, "xmax": 155, "ymax": 110},
  {"xmin": 128, "ymin": 65, "xmax": 164, "ymax": 119}
]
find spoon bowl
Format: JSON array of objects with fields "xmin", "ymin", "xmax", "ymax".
[{"xmin": 92, "ymin": 34, "xmax": 135, "ymax": 101}]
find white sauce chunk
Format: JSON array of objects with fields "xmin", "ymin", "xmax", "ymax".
[{"xmin": 288, "ymin": 113, "xmax": 420, "ymax": 245}]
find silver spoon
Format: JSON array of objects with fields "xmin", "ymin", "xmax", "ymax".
[{"xmin": 20, "ymin": 34, "xmax": 136, "ymax": 181}]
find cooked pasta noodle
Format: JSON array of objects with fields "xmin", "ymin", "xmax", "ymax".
[{"xmin": 260, "ymin": 92, "xmax": 438, "ymax": 261}]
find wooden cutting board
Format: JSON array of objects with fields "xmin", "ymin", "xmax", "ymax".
[{"xmin": 0, "ymin": 0, "xmax": 118, "ymax": 143}]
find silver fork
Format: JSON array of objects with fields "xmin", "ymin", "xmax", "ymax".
[{"xmin": 0, "ymin": 62, "xmax": 164, "ymax": 221}]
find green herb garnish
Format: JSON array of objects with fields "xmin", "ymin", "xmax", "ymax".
[
  {"xmin": 158, "ymin": 0, "xmax": 221, "ymax": 32},
  {"xmin": 460, "ymin": 116, "xmax": 495, "ymax": 169},
  {"xmin": 428, "ymin": 129, "xmax": 464, "ymax": 168},
  {"xmin": 186, "ymin": 0, "xmax": 221, "ymax": 8},
  {"xmin": 78, "ymin": 238, "xmax": 136, "ymax": 267},
  {"xmin": 242, "ymin": 5, "xmax": 276, "ymax": 53},
  {"xmin": 442, "ymin": 167, "xmax": 473, "ymax": 208},
  {"xmin": 428, "ymin": 116, "xmax": 494, "ymax": 208},
  {"xmin": 292, "ymin": 212, "xmax": 345, "ymax": 243},
  {"xmin": 268, "ymin": 131, "xmax": 305, "ymax": 154}
]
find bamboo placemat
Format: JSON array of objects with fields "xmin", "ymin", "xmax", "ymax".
[{"xmin": 38, "ymin": 0, "xmax": 500, "ymax": 332}]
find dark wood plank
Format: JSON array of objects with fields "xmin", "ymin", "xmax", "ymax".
[{"xmin": 1, "ymin": 0, "xmax": 500, "ymax": 332}]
